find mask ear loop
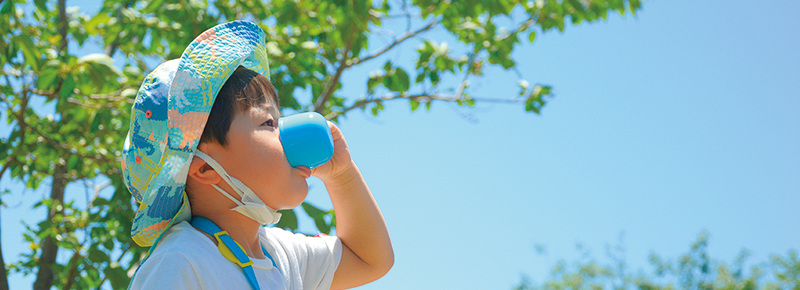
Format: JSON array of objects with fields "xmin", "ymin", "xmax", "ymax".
[{"xmin": 194, "ymin": 151, "xmax": 249, "ymax": 206}]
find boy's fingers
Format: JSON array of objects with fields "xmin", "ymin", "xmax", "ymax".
[
  {"xmin": 327, "ymin": 121, "xmax": 344, "ymax": 140},
  {"xmin": 327, "ymin": 121, "xmax": 338, "ymax": 133}
]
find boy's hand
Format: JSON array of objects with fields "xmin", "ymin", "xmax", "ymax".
[{"xmin": 309, "ymin": 121, "xmax": 354, "ymax": 183}]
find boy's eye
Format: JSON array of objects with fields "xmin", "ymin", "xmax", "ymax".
[{"xmin": 263, "ymin": 119, "xmax": 275, "ymax": 127}]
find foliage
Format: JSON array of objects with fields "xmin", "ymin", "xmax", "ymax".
[
  {"xmin": 514, "ymin": 232, "xmax": 800, "ymax": 290},
  {"xmin": 0, "ymin": 0, "xmax": 642, "ymax": 288}
]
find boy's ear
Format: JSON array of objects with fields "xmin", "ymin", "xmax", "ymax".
[{"xmin": 188, "ymin": 155, "xmax": 222, "ymax": 185}]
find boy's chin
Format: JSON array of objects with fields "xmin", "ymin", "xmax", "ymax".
[{"xmin": 281, "ymin": 187, "xmax": 309, "ymax": 210}]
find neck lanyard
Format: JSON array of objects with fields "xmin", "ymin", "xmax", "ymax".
[{"xmin": 190, "ymin": 216, "xmax": 277, "ymax": 290}]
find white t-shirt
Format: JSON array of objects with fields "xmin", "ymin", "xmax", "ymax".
[{"xmin": 129, "ymin": 221, "xmax": 342, "ymax": 290}]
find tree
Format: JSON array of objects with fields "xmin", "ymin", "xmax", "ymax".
[
  {"xmin": 0, "ymin": 0, "xmax": 642, "ymax": 288},
  {"xmin": 513, "ymin": 232, "xmax": 800, "ymax": 290}
]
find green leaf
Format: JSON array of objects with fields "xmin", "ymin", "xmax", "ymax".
[
  {"xmin": 37, "ymin": 69, "xmax": 58, "ymax": 91},
  {"xmin": 0, "ymin": 0, "xmax": 13, "ymax": 14},
  {"xmin": 301, "ymin": 202, "xmax": 332, "ymax": 235},
  {"xmin": 415, "ymin": 72, "xmax": 425, "ymax": 84},
  {"xmin": 67, "ymin": 155, "xmax": 80, "ymax": 169},
  {"xmin": 85, "ymin": 14, "xmax": 111, "ymax": 34},
  {"xmin": 410, "ymin": 99, "xmax": 420, "ymax": 112},
  {"xmin": 630, "ymin": 0, "xmax": 642, "ymax": 16},
  {"xmin": 524, "ymin": 85, "xmax": 552, "ymax": 114},
  {"xmin": 143, "ymin": 0, "xmax": 166, "ymax": 13},
  {"xmin": 59, "ymin": 77, "xmax": 75, "ymax": 98},
  {"xmin": 34, "ymin": 0, "xmax": 47, "ymax": 12},
  {"xmin": 465, "ymin": 98, "xmax": 475, "ymax": 107},
  {"xmin": 88, "ymin": 247, "xmax": 109, "ymax": 262},
  {"xmin": 540, "ymin": 85, "xmax": 552, "ymax": 96},
  {"xmin": 0, "ymin": 85, "xmax": 13, "ymax": 96},
  {"xmin": 103, "ymin": 239, "xmax": 114, "ymax": 251},
  {"xmin": 429, "ymin": 71, "xmax": 440, "ymax": 85},
  {"xmin": 416, "ymin": 49, "xmax": 434, "ymax": 69},
  {"xmin": 78, "ymin": 53, "xmax": 120, "ymax": 77},
  {"xmin": 529, "ymin": 31, "xmax": 537, "ymax": 43},
  {"xmin": 17, "ymin": 37, "xmax": 40, "ymax": 70},
  {"xmin": 367, "ymin": 75, "xmax": 380, "ymax": 94},
  {"xmin": 275, "ymin": 209, "xmax": 298, "ymax": 231},
  {"xmin": 301, "ymin": 202, "xmax": 324, "ymax": 218},
  {"xmin": 394, "ymin": 67, "xmax": 410, "ymax": 92},
  {"xmin": 104, "ymin": 265, "xmax": 129, "ymax": 290}
]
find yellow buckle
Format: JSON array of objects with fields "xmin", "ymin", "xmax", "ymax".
[{"xmin": 213, "ymin": 231, "xmax": 254, "ymax": 268}]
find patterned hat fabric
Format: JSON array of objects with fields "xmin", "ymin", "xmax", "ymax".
[{"xmin": 122, "ymin": 21, "xmax": 270, "ymax": 247}]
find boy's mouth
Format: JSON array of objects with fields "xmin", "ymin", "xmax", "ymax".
[{"xmin": 296, "ymin": 166, "xmax": 312, "ymax": 178}]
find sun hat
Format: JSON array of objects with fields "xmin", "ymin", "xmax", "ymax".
[{"xmin": 121, "ymin": 21, "xmax": 270, "ymax": 248}]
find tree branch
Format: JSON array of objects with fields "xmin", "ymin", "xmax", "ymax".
[
  {"xmin": 314, "ymin": 21, "xmax": 439, "ymax": 114},
  {"xmin": 452, "ymin": 54, "xmax": 477, "ymax": 103},
  {"xmin": 513, "ymin": 16, "xmax": 536, "ymax": 36},
  {"xmin": 313, "ymin": 44, "xmax": 351, "ymax": 114},
  {"xmin": 382, "ymin": 13, "xmax": 422, "ymax": 20},
  {"xmin": 28, "ymin": 87, "xmax": 134, "ymax": 104},
  {"xmin": 104, "ymin": 1, "xmax": 133, "ymax": 57},
  {"xmin": 314, "ymin": 24, "xmax": 363, "ymax": 114},
  {"xmin": 349, "ymin": 20, "xmax": 438, "ymax": 67},
  {"xmin": 2, "ymin": 70, "xmax": 14, "ymax": 87},
  {"xmin": 0, "ymin": 158, "xmax": 18, "ymax": 186},
  {"xmin": 61, "ymin": 249, "xmax": 83, "ymax": 290},
  {"xmin": 22, "ymin": 86, "xmax": 134, "ymax": 109},
  {"xmin": 88, "ymin": 181, "xmax": 111, "ymax": 208},
  {"xmin": 443, "ymin": 100, "xmax": 479, "ymax": 124},
  {"xmin": 325, "ymin": 92, "xmax": 525, "ymax": 120},
  {"xmin": 94, "ymin": 245, "xmax": 130, "ymax": 290}
]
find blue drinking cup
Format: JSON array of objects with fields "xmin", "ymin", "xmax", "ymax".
[{"xmin": 279, "ymin": 112, "xmax": 334, "ymax": 169}]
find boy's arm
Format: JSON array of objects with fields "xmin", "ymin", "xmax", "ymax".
[
  {"xmin": 310, "ymin": 122, "xmax": 394, "ymax": 289},
  {"xmin": 326, "ymin": 162, "xmax": 394, "ymax": 289}
]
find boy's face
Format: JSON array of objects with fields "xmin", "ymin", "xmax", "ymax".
[{"xmin": 200, "ymin": 100, "xmax": 310, "ymax": 210}]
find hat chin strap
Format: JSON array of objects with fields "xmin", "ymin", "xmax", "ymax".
[{"xmin": 194, "ymin": 151, "xmax": 281, "ymax": 225}]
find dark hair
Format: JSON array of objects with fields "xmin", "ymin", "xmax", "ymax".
[{"xmin": 200, "ymin": 66, "xmax": 280, "ymax": 146}]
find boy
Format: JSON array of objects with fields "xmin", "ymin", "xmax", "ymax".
[{"xmin": 122, "ymin": 21, "xmax": 393, "ymax": 289}]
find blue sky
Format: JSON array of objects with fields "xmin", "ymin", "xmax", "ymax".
[{"xmin": 2, "ymin": 0, "xmax": 799, "ymax": 289}]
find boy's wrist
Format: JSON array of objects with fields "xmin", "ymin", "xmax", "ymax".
[{"xmin": 323, "ymin": 160, "xmax": 359, "ymax": 188}]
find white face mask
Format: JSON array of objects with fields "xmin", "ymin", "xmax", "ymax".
[{"xmin": 193, "ymin": 151, "xmax": 282, "ymax": 225}]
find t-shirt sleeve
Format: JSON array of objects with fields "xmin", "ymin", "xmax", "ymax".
[
  {"xmin": 299, "ymin": 233, "xmax": 342, "ymax": 290},
  {"xmin": 129, "ymin": 252, "xmax": 202, "ymax": 290},
  {"xmin": 264, "ymin": 228, "xmax": 343, "ymax": 290}
]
